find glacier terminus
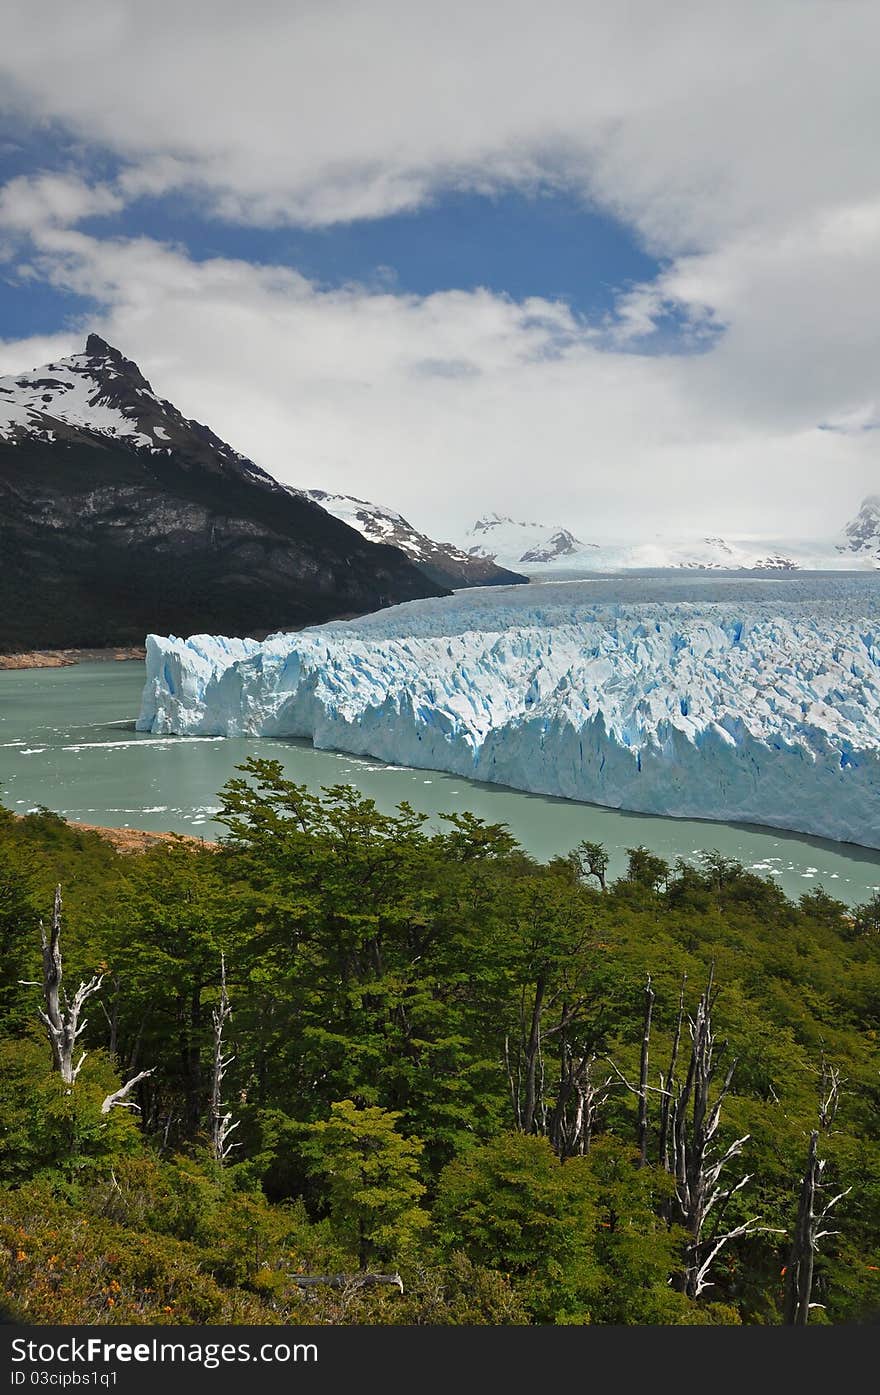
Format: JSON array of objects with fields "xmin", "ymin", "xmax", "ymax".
[{"xmin": 137, "ymin": 575, "xmax": 880, "ymax": 851}]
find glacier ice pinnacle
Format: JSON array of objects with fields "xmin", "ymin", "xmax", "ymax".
[{"xmin": 137, "ymin": 576, "xmax": 880, "ymax": 850}]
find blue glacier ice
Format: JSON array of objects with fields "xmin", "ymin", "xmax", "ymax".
[{"xmin": 137, "ymin": 576, "xmax": 880, "ymax": 849}]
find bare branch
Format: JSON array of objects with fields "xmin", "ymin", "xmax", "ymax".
[
  {"xmin": 210, "ymin": 953, "xmax": 240, "ymax": 1163},
  {"xmin": 291, "ymin": 1272, "xmax": 404, "ymax": 1295},
  {"xmin": 665, "ymin": 969, "xmax": 765, "ymax": 1298},
  {"xmin": 101, "ymin": 1069, "xmax": 154, "ymax": 1115},
  {"xmin": 32, "ymin": 886, "xmax": 104, "ymax": 1086},
  {"xmin": 784, "ymin": 1130, "xmax": 850, "ymax": 1324},
  {"xmin": 637, "ymin": 974, "xmax": 654, "ymax": 1166}
]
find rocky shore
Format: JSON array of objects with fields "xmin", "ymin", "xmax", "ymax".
[{"xmin": 0, "ymin": 646, "xmax": 146, "ymax": 670}]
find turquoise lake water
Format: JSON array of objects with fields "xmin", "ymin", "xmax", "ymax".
[{"xmin": 1, "ymin": 658, "xmax": 878, "ymax": 906}]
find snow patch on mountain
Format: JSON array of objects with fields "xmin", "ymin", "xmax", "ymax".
[
  {"xmin": 0, "ymin": 346, "xmax": 157, "ymax": 447},
  {"xmin": 300, "ymin": 492, "xmax": 526, "ymax": 589},
  {"xmin": 138, "ymin": 575, "xmax": 880, "ymax": 849},
  {"xmin": 459, "ymin": 513, "xmax": 877, "ymax": 573},
  {"xmin": 0, "ymin": 335, "xmax": 273, "ymax": 483},
  {"xmin": 464, "ymin": 515, "xmax": 592, "ymax": 565},
  {"xmin": 840, "ymin": 495, "xmax": 880, "ymax": 562},
  {"xmin": 301, "ymin": 490, "xmax": 469, "ymax": 563}
]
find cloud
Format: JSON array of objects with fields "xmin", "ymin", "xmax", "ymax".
[
  {"xmin": 0, "ymin": 331, "xmax": 78, "ymax": 376},
  {"xmin": 1, "ymin": 220, "xmax": 872, "ymax": 541},
  {"xmin": 0, "ymin": 2, "xmax": 877, "ymax": 538},
  {"xmin": 0, "ymin": 173, "xmax": 123, "ymax": 232},
  {"xmin": 0, "ymin": 1, "xmax": 876, "ymax": 245}
]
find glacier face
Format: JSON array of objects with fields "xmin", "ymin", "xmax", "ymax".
[{"xmin": 137, "ymin": 576, "xmax": 880, "ymax": 849}]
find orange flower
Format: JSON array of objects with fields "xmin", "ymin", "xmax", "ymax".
[
  {"xmin": 106, "ymin": 1298, "xmax": 115, "ymax": 1308},
  {"xmin": 15, "ymin": 1250, "xmax": 27, "ymax": 1262}
]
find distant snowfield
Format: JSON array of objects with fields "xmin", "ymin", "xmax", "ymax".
[
  {"xmin": 138, "ymin": 575, "xmax": 880, "ymax": 850},
  {"xmin": 457, "ymin": 514, "xmax": 878, "ymax": 573}
]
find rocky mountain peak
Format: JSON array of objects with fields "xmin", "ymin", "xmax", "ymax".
[
  {"xmin": 83, "ymin": 334, "xmax": 152, "ymax": 389},
  {"xmin": 842, "ymin": 495, "xmax": 880, "ymax": 555},
  {"xmin": 85, "ymin": 332, "xmax": 120, "ymax": 359}
]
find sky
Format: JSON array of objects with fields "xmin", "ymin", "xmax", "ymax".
[{"xmin": 0, "ymin": 0, "xmax": 877, "ymax": 544}]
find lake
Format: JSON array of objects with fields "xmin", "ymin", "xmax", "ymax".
[{"xmin": 1, "ymin": 657, "xmax": 878, "ymax": 906}]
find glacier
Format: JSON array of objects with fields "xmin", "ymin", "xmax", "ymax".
[{"xmin": 137, "ymin": 576, "xmax": 880, "ymax": 850}]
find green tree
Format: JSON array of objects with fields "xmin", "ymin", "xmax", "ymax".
[
  {"xmin": 435, "ymin": 1132, "xmax": 599, "ymax": 1322},
  {"xmin": 579, "ymin": 1137, "xmax": 717, "ymax": 1324},
  {"xmin": 853, "ymin": 890, "xmax": 880, "ymax": 937},
  {"xmin": 0, "ymin": 841, "xmax": 40, "ymax": 1034},
  {"xmin": 216, "ymin": 760, "xmax": 513, "ymax": 1167},
  {"xmin": 570, "ymin": 840, "xmax": 609, "ymax": 891},
  {"xmin": 99, "ymin": 842, "xmax": 231, "ymax": 1137},
  {"xmin": 0, "ymin": 1037, "xmax": 143, "ymax": 1186},
  {"xmin": 302, "ymin": 1100, "xmax": 428, "ymax": 1268},
  {"xmin": 624, "ymin": 846, "xmax": 670, "ymax": 892}
]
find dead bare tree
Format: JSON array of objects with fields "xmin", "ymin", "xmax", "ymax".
[
  {"xmin": 97, "ymin": 975, "xmax": 121, "ymax": 1059},
  {"xmin": 783, "ymin": 1130, "xmax": 849, "ymax": 1325},
  {"xmin": 637, "ymin": 974, "xmax": 655, "ymax": 1166},
  {"xmin": 658, "ymin": 974, "xmax": 687, "ymax": 1172},
  {"xmin": 26, "ymin": 884, "xmax": 152, "ymax": 1112},
  {"xmin": 667, "ymin": 969, "xmax": 772, "ymax": 1298},
  {"xmin": 291, "ymin": 1272, "xmax": 403, "ymax": 1294},
  {"xmin": 818, "ymin": 1054, "xmax": 845, "ymax": 1133},
  {"xmin": 35, "ymin": 886, "xmax": 104, "ymax": 1085},
  {"xmin": 505, "ymin": 976, "xmax": 592, "ymax": 1137},
  {"xmin": 210, "ymin": 953, "xmax": 239, "ymax": 1164},
  {"xmin": 548, "ymin": 1048, "xmax": 613, "ymax": 1158}
]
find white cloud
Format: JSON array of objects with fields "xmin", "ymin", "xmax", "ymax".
[
  {"xmin": 1, "ymin": 221, "xmax": 871, "ymax": 541},
  {"xmin": 0, "ymin": 2, "xmax": 875, "ymax": 243},
  {"xmin": 0, "ymin": 173, "xmax": 123, "ymax": 232},
  {"xmin": 0, "ymin": 331, "xmax": 78, "ymax": 376},
  {"xmin": 0, "ymin": 1, "xmax": 878, "ymax": 537}
]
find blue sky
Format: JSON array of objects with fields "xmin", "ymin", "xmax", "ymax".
[
  {"xmin": 101, "ymin": 189, "xmax": 659, "ymax": 315},
  {"xmin": 0, "ymin": 2, "xmax": 876, "ymax": 540},
  {"xmin": 0, "ymin": 122, "xmax": 663, "ymax": 338}
]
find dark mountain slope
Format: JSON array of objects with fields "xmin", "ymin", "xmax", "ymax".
[{"xmin": 0, "ymin": 338, "xmax": 445, "ymax": 650}]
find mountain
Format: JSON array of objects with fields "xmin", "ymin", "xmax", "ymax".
[
  {"xmin": 460, "ymin": 513, "xmax": 877, "ymax": 574},
  {"xmin": 839, "ymin": 495, "xmax": 880, "ymax": 562},
  {"xmin": 0, "ymin": 336, "xmax": 445, "ymax": 652},
  {"xmin": 463, "ymin": 515, "xmax": 592, "ymax": 567},
  {"xmin": 302, "ymin": 492, "xmax": 527, "ymax": 590}
]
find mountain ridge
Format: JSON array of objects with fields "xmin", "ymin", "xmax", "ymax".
[
  {"xmin": 302, "ymin": 491, "xmax": 527, "ymax": 590},
  {"xmin": 458, "ymin": 506, "xmax": 880, "ymax": 573},
  {"xmin": 0, "ymin": 338, "xmax": 445, "ymax": 652}
]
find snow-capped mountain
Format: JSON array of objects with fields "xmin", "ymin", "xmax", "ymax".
[
  {"xmin": 460, "ymin": 514, "xmax": 877, "ymax": 573},
  {"xmin": 463, "ymin": 515, "xmax": 593, "ymax": 566},
  {"xmin": 0, "ymin": 337, "xmax": 441, "ymax": 651},
  {"xmin": 138, "ymin": 574, "xmax": 880, "ymax": 850},
  {"xmin": 839, "ymin": 495, "xmax": 880, "ymax": 563},
  {"xmin": 0, "ymin": 334, "xmax": 273, "ymax": 483},
  {"xmin": 302, "ymin": 492, "xmax": 526, "ymax": 590}
]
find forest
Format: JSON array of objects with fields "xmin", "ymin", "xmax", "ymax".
[{"xmin": 1, "ymin": 757, "xmax": 879, "ymax": 1326}]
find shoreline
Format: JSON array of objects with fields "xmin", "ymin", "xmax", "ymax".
[
  {"xmin": 0, "ymin": 646, "xmax": 146, "ymax": 671},
  {"xmin": 72, "ymin": 819, "xmax": 219, "ymax": 854},
  {"xmin": 13, "ymin": 812, "xmax": 218, "ymax": 855}
]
